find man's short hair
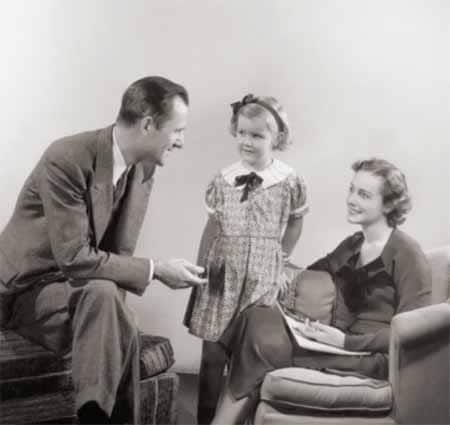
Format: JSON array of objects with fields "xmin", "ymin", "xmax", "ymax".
[{"xmin": 117, "ymin": 76, "xmax": 189, "ymax": 128}]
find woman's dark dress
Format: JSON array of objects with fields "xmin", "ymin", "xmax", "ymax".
[{"xmin": 224, "ymin": 229, "xmax": 431, "ymax": 399}]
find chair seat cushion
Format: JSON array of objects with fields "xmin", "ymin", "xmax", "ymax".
[
  {"xmin": 0, "ymin": 330, "xmax": 174, "ymax": 381},
  {"xmin": 139, "ymin": 333, "xmax": 175, "ymax": 379},
  {"xmin": 261, "ymin": 367, "xmax": 392, "ymax": 414},
  {"xmin": 0, "ymin": 330, "xmax": 70, "ymax": 380}
]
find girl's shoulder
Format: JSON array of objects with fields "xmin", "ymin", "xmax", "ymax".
[
  {"xmin": 270, "ymin": 159, "xmax": 297, "ymax": 179},
  {"xmin": 260, "ymin": 159, "xmax": 302, "ymax": 189}
]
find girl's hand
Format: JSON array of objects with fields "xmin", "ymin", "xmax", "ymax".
[{"xmin": 301, "ymin": 319, "xmax": 346, "ymax": 348}]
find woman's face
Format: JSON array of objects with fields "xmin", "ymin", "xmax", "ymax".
[{"xmin": 346, "ymin": 170, "xmax": 388, "ymax": 227}]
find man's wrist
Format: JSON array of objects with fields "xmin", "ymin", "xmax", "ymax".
[{"xmin": 152, "ymin": 259, "xmax": 164, "ymax": 281}]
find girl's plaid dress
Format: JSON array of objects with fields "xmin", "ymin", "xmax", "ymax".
[{"xmin": 185, "ymin": 159, "xmax": 309, "ymax": 341}]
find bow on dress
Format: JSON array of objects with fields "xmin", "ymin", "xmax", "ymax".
[{"xmin": 234, "ymin": 171, "xmax": 263, "ymax": 202}]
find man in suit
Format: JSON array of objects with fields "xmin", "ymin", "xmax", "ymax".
[{"xmin": 0, "ymin": 76, "xmax": 207, "ymax": 424}]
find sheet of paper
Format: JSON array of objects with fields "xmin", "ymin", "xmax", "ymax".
[{"xmin": 278, "ymin": 304, "xmax": 371, "ymax": 356}]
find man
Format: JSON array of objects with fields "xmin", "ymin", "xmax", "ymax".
[{"xmin": 0, "ymin": 76, "xmax": 206, "ymax": 424}]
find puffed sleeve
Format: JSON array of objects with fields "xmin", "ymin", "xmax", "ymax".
[
  {"xmin": 288, "ymin": 174, "xmax": 309, "ymax": 218},
  {"xmin": 204, "ymin": 174, "xmax": 220, "ymax": 215}
]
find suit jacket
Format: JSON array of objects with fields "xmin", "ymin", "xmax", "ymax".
[{"xmin": 0, "ymin": 126, "xmax": 155, "ymax": 296}]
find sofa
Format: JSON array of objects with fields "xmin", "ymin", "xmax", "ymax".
[
  {"xmin": 254, "ymin": 246, "xmax": 450, "ymax": 425},
  {"xmin": 0, "ymin": 316, "xmax": 179, "ymax": 424}
]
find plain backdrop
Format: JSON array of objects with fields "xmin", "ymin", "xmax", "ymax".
[{"xmin": 0, "ymin": 0, "xmax": 449, "ymax": 372}]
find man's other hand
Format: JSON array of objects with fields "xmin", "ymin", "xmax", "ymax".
[{"xmin": 153, "ymin": 259, "xmax": 208, "ymax": 289}]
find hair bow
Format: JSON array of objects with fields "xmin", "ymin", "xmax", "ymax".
[
  {"xmin": 230, "ymin": 94, "xmax": 257, "ymax": 117},
  {"xmin": 230, "ymin": 94, "xmax": 285, "ymax": 133}
]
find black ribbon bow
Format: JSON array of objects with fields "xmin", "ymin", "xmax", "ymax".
[{"xmin": 234, "ymin": 171, "xmax": 263, "ymax": 202}]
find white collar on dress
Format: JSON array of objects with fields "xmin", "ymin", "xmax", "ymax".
[{"xmin": 221, "ymin": 159, "xmax": 295, "ymax": 189}]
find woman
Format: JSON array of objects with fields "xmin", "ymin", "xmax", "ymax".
[{"xmin": 210, "ymin": 158, "xmax": 432, "ymax": 424}]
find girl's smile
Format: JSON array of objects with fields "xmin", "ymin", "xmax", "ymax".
[{"xmin": 236, "ymin": 115, "xmax": 275, "ymax": 170}]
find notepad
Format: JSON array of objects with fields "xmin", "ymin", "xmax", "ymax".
[{"xmin": 277, "ymin": 303, "xmax": 371, "ymax": 356}]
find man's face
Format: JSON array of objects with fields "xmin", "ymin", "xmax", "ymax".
[{"xmin": 139, "ymin": 96, "xmax": 189, "ymax": 166}]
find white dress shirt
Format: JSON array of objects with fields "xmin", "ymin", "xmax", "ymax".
[{"xmin": 112, "ymin": 126, "xmax": 154, "ymax": 282}]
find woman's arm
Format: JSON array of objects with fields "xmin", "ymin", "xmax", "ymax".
[{"xmin": 344, "ymin": 236, "xmax": 432, "ymax": 353}]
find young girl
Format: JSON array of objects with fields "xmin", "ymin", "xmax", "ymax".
[{"xmin": 184, "ymin": 94, "xmax": 309, "ymax": 424}]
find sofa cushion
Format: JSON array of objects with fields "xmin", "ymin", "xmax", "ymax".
[
  {"xmin": 140, "ymin": 333, "xmax": 175, "ymax": 379},
  {"xmin": 279, "ymin": 266, "xmax": 335, "ymax": 324},
  {"xmin": 260, "ymin": 367, "xmax": 392, "ymax": 414},
  {"xmin": 0, "ymin": 330, "xmax": 70, "ymax": 380},
  {"xmin": 0, "ymin": 330, "xmax": 175, "ymax": 381}
]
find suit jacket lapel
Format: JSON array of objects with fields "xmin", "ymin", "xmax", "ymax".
[
  {"xmin": 110, "ymin": 162, "xmax": 156, "ymax": 255},
  {"xmin": 89, "ymin": 126, "xmax": 114, "ymax": 246}
]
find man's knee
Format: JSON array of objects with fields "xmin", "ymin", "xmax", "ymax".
[
  {"xmin": 69, "ymin": 279, "xmax": 127, "ymax": 318},
  {"xmin": 81, "ymin": 280, "xmax": 122, "ymax": 303}
]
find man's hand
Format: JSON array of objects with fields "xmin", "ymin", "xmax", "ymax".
[
  {"xmin": 300, "ymin": 319, "xmax": 346, "ymax": 348},
  {"xmin": 153, "ymin": 259, "xmax": 207, "ymax": 290}
]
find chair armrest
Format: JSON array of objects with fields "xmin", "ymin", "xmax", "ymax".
[{"xmin": 389, "ymin": 303, "xmax": 450, "ymax": 424}]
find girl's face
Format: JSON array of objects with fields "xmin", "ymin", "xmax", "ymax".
[
  {"xmin": 346, "ymin": 170, "xmax": 389, "ymax": 228},
  {"xmin": 236, "ymin": 114, "xmax": 275, "ymax": 170}
]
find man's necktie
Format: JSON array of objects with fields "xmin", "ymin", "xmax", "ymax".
[
  {"xmin": 234, "ymin": 171, "xmax": 263, "ymax": 202},
  {"xmin": 113, "ymin": 166, "xmax": 133, "ymax": 209}
]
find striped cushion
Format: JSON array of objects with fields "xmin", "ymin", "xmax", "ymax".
[
  {"xmin": 0, "ymin": 330, "xmax": 174, "ymax": 382},
  {"xmin": 0, "ymin": 330, "xmax": 70, "ymax": 380},
  {"xmin": 261, "ymin": 367, "xmax": 392, "ymax": 414},
  {"xmin": 140, "ymin": 334, "xmax": 175, "ymax": 379},
  {"xmin": 0, "ymin": 330, "xmax": 175, "ymax": 424}
]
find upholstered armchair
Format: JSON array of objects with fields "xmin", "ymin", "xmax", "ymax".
[{"xmin": 254, "ymin": 246, "xmax": 450, "ymax": 425}]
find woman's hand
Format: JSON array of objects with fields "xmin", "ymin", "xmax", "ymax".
[
  {"xmin": 300, "ymin": 319, "xmax": 346, "ymax": 348},
  {"xmin": 278, "ymin": 271, "xmax": 290, "ymax": 299}
]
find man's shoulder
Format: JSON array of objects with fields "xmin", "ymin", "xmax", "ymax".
[{"xmin": 43, "ymin": 126, "xmax": 111, "ymax": 166}]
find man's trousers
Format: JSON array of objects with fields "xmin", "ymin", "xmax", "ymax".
[{"xmin": 7, "ymin": 278, "xmax": 140, "ymax": 421}]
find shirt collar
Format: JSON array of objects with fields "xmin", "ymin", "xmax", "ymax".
[
  {"xmin": 112, "ymin": 125, "xmax": 129, "ymax": 185},
  {"xmin": 221, "ymin": 159, "xmax": 294, "ymax": 189}
]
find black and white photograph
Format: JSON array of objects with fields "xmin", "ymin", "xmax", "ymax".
[{"xmin": 0, "ymin": 1, "xmax": 449, "ymax": 424}]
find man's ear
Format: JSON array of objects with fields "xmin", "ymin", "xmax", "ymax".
[{"xmin": 140, "ymin": 115, "xmax": 155, "ymax": 134}]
